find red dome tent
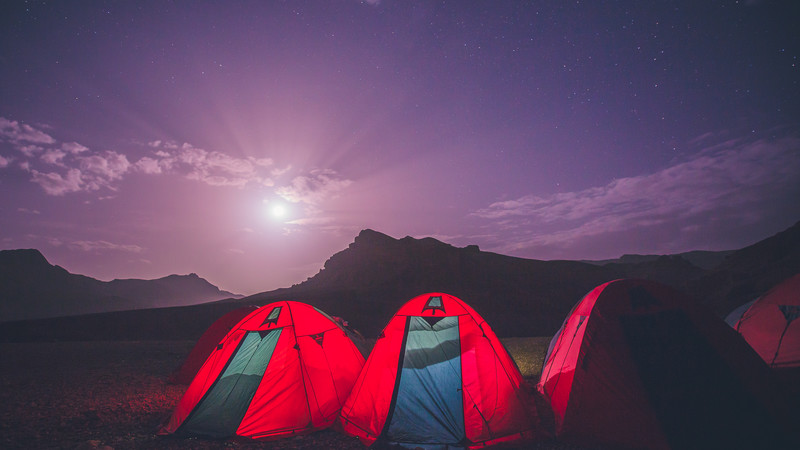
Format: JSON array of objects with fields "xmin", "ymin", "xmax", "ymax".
[
  {"xmin": 729, "ymin": 273, "xmax": 800, "ymax": 368},
  {"xmin": 537, "ymin": 279, "xmax": 795, "ymax": 449},
  {"xmin": 338, "ymin": 292, "xmax": 545, "ymax": 449},
  {"xmin": 168, "ymin": 305, "xmax": 259, "ymax": 385},
  {"xmin": 159, "ymin": 301, "xmax": 365, "ymax": 440}
]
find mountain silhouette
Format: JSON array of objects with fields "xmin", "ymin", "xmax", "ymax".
[
  {"xmin": 232, "ymin": 223, "xmax": 800, "ymax": 337},
  {"xmin": 245, "ymin": 229, "xmax": 713, "ymax": 337},
  {"xmin": 0, "ymin": 249, "xmax": 241, "ymax": 322},
  {"xmin": 0, "ymin": 221, "xmax": 797, "ymax": 341}
]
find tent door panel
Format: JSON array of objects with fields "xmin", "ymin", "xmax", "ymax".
[
  {"xmin": 387, "ymin": 315, "xmax": 465, "ymax": 446},
  {"xmin": 179, "ymin": 329, "xmax": 282, "ymax": 438}
]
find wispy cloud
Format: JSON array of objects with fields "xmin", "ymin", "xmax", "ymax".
[
  {"xmin": 25, "ymin": 150, "xmax": 132, "ymax": 196},
  {"xmin": 62, "ymin": 142, "xmax": 89, "ymax": 154},
  {"xmin": 30, "ymin": 168, "xmax": 84, "ymax": 196},
  {"xmin": 0, "ymin": 117, "xmax": 296, "ymax": 195},
  {"xmin": 133, "ymin": 156, "xmax": 163, "ymax": 174},
  {"xmin": 78, "ymin": 151, "xmax": 130, "ymax": 189},
  {"xmin": 143, "ymin": 141, "xmax": 277, "ymax": 187},
  {"xmin": 68, "ymin": 240, "xmax": 144, "ymax": 253},
  {"xmin": 18, "ymin": 145, "xmax": 44, "ymax": 158},
  {"xmin": 472, "ymin": 134, "xmax": 800, "ymax": 257},
  {"xmin": 41, "ymin": 149, "xmax": 67, "ymax": 165},
  {"xmin": 276, "ymin": 169, "xmax": 352, "ymax": 204},
  {"xmin": 0, "ymin": 117, "xmax": 56, "ymax": 144}
]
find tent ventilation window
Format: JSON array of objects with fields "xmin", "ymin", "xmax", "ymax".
[
  {"xmin": 422, "ymin": 295, "xmax": 445, "ymax": 314},
  {"xmin": 261, "ymin": 306, "xmax": 282, "ymax": 327},
  {"xmin": 779, "ymin": 305, "xmax": 800, "ymax": 323}
]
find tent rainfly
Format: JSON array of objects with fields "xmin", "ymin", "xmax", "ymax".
[
  {"xmin": 727, "ymin": 273, "xmax": 800, "ymax": 369},
  {"xmin": 339, "ymin": 292, "xmax": 547, "ymax": 449},
  {"xmin": 159, "ymin": 301, "xmax": 365, "ymax": 440},
  {"xmin": 538, "ymin": 279, "xmax": 796, "ymax": 449}
]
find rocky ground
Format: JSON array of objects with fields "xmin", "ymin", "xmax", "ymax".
[
  {"xmin": 0, "ymin": 340, "xmax": 578, "ymax": 450},
  {"xmin": 0, "ymin": 341, "xmax": 364, "ymax": 449}
]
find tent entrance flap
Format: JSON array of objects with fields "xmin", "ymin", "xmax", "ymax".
[
  {"xmin": 178, "ymin": 329, "xmax": 282, "ymax": 438},
  {"xmin": 387, "ymin": 315, "xmax": 465, "ymax": 446}
]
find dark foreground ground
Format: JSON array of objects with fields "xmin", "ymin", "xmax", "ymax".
[{"xmin": 0, "ymin": 339, "xmax": 589, "ymax": 450}]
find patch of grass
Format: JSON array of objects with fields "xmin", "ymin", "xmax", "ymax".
[{"xmin": 501, "ymin": 336, "xmax": 552, "ymax": 379}]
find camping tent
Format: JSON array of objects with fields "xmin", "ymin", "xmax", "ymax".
[
  {"xmin": 724, "ymin": 299, "xmax": 756, "ymax": 327},
  {"xmin": 727, "ymin": 273, "xmax": 800, "ymax": 368},
  {"xmin": 338, "ymin": 292, "xmax": 545, "ymax": 449},
  {"xmin": 168, "ymin": 305, "xmax": 259, "ymax": 384},
  {"xmin": 159, "ymin": 301, "xmax": 365, "ymax": 440},
  {"xmin": 537, "ymin": 279, "xmax": 795, "ymax": 449}
]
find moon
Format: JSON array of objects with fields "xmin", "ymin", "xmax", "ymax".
[{"xmin": 270, "ymin": 203, "xmax": 287, "ymax": 218}]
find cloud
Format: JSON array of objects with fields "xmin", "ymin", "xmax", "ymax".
[
  {"xmin": 68, "ymin": 240, "xmax": 144, "ymax": 253},
  {"xmin": 1, "ymin": 116, "xmax": 322, "ymax": 197},
  {"xmin": 79, "ymin": 151, "xmax": 130, "ymax": 181},
  {"xmin": 0, "ymin": 117, "xmax": 56, "ymax": 144},
  {"xmin": 22, "ymin": 136, "xmax": 281, "ymax": 194},
  {"xmin": 18, "ymin": 145, "xmax": 44, "ymax": 157},
  {"xmin": 473, "ymin": 135, "xmax": 800, "ymax": 257},
  {"xmin": 30, "ymin": 168, "xmax": 84, "ymax": 196},
  {"xmin": 271, "ymin": 165, "xmax": 293, "ymax": 177},
  {"xmin": 74, "ymin": 151, "xmax": 130, "ymax": 192},
  {"xmin": 276, "ymin": 169, "xmax": 352, "ymax": 204},
  {"xmin": 17, "ymin": 208, "xmax": 41, "ymax": 214},
  {"xmin": 41, "ymin": 149, "xmax": 67, "ymax": 165},
  {"xmin": 287, "ymin": 216, "xmax": 335, "ymax": 226},
  {"xmin": 23, "ymin": 234, "xmax": 65, "ymax": 247},
  {"xmin": 133, "ymin": 156, "xmax": 163, "ymax": 174},
  {"xmin": 27, "ymin": 150, "xmax": 131, "ymax": 195},
  {"xmin": 148, "ymin": 141, "xmax": 277, "ymax": 187},
  {"xmin": 251, "ymin": 157, "xmax": 275, "ymax": 167},
  {"xmin": 62, "ymin": 142, "xmax": 89, "ymax": 154}
]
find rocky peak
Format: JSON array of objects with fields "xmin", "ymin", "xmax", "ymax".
[
  {"xmin": 297, "ymin": 230, "xmax": 482, "ymax": 291},
  {"xmin": 0, "ymin": 248, "xmax": 50, "ymax": 269},
  {"xmin": 351, "ymin": 229, "xmax": 397, "ymax": 248}
]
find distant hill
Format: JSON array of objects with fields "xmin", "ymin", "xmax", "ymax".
[
  {"xmin": 686, "ymin": 221, "xmax": 800, "ymax": 315},
  {"xmin": 0, "ymin": 222, "xmax": 797, "ymax": 342},
  {"xmin": 0, "ymin": 249, "xmax": 241, "ymax": 322},
  {"xmin": 583, "ymin": 250, "xmax": 735, "ymax": 270}
]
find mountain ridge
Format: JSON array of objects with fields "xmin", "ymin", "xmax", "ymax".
[
  {"xmin": 0, "ymin": 221, "xmax": 797, "ymax": 341},
  {"xmin": 582, "ymin": 250, "xmax": 735, "ymax": 270},
  {"xmin": 0, "ymin": 249, "xmax": 241, "ymax": 322},
  {"xmin": 247, "ymin": 229, "xmax": 709, "ymax": 337}
]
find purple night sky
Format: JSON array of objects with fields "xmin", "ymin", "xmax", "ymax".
[{"xmin": 1, "ymin": 1, "xmax": 798, "ymax": 295}]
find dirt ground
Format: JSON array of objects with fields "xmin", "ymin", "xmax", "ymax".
[{"xmin": 0, "ymin": 340, "xmax": 578, "ymax": 450}]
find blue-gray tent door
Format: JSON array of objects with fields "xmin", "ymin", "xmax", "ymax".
[
  {"xmin": 178, "ymin": 328, "xmax": 282, "ymax": 438},
  {"xmin": 386, "ymin": 315, "xmax": 465, "ymax": 447}
]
